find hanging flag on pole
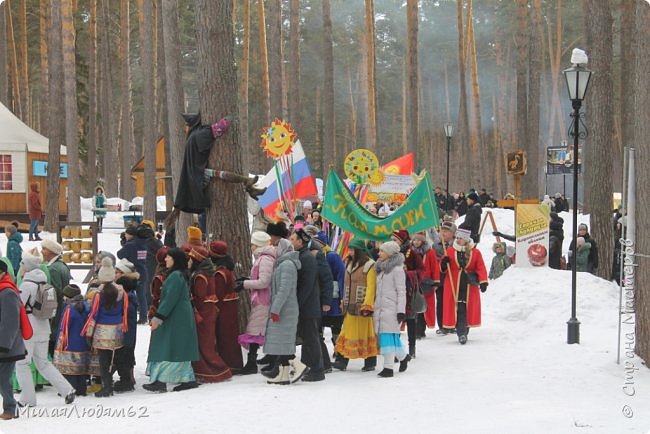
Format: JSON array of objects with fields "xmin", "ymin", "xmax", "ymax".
[{"xmin": 256, "ymin": 140, "xmax": 317, "ymax": 220}]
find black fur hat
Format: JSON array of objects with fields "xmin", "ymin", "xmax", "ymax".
[{"xmin": 266, "ymin": 221, "xmax": 289, "ymax": 238}]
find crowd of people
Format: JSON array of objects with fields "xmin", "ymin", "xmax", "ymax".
[{"xmin": 0, "ymin": 195, "xmax": 496, "ymax": 419}]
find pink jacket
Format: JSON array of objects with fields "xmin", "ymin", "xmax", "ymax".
[{"xmin": 244, "ymin": 245, "xmax": 276, "ymax": 306}]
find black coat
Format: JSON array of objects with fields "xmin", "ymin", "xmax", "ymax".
[
  {"xmin": 548, "ymin": 228, "xmax": 564, "ymax": 270},
  {"xmin": 296, "ymin": 246, "xmax": 321, "ymax": 319},
  {"xmin": 117, "ymin": 238, "xmax": 149, "ymax": 293},
  {"xmin": 461, "ymin": 203, "xmax": 483, "ymax": 243},
  {"xmin": 308, "ymin": 243, "xmax": 333, "ymax": 309},
  {"xmin": 174, "ymin": 123, "xmax": 215, "ymax": 213}
]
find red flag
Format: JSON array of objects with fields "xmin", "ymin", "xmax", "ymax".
[{"xmin": 382, "ymin": 153, "xmax": 415, "ymax": 175}]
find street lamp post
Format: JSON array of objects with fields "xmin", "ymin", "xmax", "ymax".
[
  {"xmin": 444, "ymin": 122, "xmax": 454, "ymax": 213},
  {"xmin": 563, "ymin": 56, "xmax": 592, "ymax": 345}
]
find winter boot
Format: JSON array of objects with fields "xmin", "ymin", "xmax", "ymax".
[
  {"xmin": 408, "ymin": 344, "xmax": 416, "ymax": 359},
  {"xmin": 289, "ymin": 359, "xmax": 308, "ymax": 383},
  {"xmin": 142, "ymin": 381, "xmax": 167, "ymax": 393},
  {"xmin": 332, "ymin": 355, "xmax": 348, "ymax": 371},
  {"xmin": 257, "ymin": 354, "xmax": 274, "ymax": 365},
  {"xmin": 240, "ymin": 352, "xmax": 258, "ymax": 375},
  {"xmin": 267, "ymin": 366, "xmax": 290, "ymax": 385},
  {"xmin": 261, "ymin": 360, "xmax": 279, "ymax": 379},
  {"xmin": 377, "ymin": 368, "xmax": 394, "ymax": 378},
  {"xmin": 172, "ymin": 381, "xmax": 199, "ymax": 392},
  {"xmin": 459, "ymin": 334, "xmax": 468, "ymax": 345},
  {"xmin": 113, "ymin": 379, "xmax": 135, "ymax": 393},
  {"xmin": 95, "ymin": 375, "xmax": 113, "ymax": 397},
  {"xmin": 399, "ymin": 354, "xmax": 411, "ymax": 373},
  {"xmin": 362, "ymin": 356, "xmax": 376, "ymax": 372}
]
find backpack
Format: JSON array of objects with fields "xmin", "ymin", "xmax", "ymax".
[{"xmin": 24, "ymin": 280, "xmax": 58, "ymax": 319}]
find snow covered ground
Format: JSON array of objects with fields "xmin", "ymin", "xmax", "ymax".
[{"xmin": 1, "ymin": 205, "xmax": 649, "ymax": 433}]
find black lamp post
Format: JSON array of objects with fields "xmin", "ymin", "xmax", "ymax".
[
  {"xmin": 563, "ymin": 60, "xmax": 592, "ymax": 345},
  {"xmin": 444, "ymin": 122, "xmax": 454, "ymax": 213}
]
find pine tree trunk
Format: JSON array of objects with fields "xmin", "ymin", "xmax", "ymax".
[
  {"xmin": 45, "ymin": 0, "xmax": 64, "ymax": 231},
  {"xmin": 288, "ymin": 0, "xmax": 301, "ymax": 133},
  {"xmin": 139, "ymin": 0, "xmax": 156, "ymax": 221},
  {"xmin": 364, "ymin": 0, "xmax": 377, "ymax": 152},
  {"xmin": 62, "ymin": 0, "xmax": 80, "ymax": 221},
  {"xmin": 239, "ymin": 0, "xmax": 251, "ymax": 172},
  {"xmin": 322, "ymin": 0, "xmax": 334, "ymax": 175},
  {"xmin": 17, "ymin": 0, "xmax": 28, "ymax": 124},
  {"xmin": 583, "ymin": 0, "xmax": 614, "ymax": 280},
  {"xmin": 38, "ymin": 0, "xmax": 49, "ymax": 135},
  {"xmin": 347, "ymin": 63, "xmax": 357, "ymax": 151},
  {"xmin": 257, "ymin": 0, "xmax": 271, "ymax": 126},
  {"xmin": 119, "ymin": 0, "xmax": 135, "ymax": 200},
  {"xmin": 99, "ymin": 0, "xmax": 117, "ymax": 196},
  {"xmin": 455, "ymin": 0, "xmax": 470, "ymax": 190},
  {"xmin": 194, "ymin": 0, "xmax": 252, "ymax": 272},
  {"xmin": 523, "ymin": 0, "xmax": 541, "ymax": 200},
  {"xmin": 466, "ymin": 0, "xmax": 482, "ymax": 188},
  {"xmin": 267, "ymin": 0, "xmax": 284, "ymax": 120},
  {"xmin": 162, "ymin": 0, "xmax": 192, "ymax": 246},
  {"xmin": 406, "ymin": 0, "xmax": 418, "ymax": 160},
  {"xmin": 618, "ymin": 0, "xmax": 635, "ymax": 192},
  {"xmin": 634, "ymin": 0, "xmax": 650, "ymax": 364},
  {"xmin": 515, "ymin": 0, "xmax": 528, "ymax": 194},
  {"xmin": 86, "ymin": 0, "xmax": 97, "ymax": 194},
  {"xmin": 5, "ymin": 2, "xmax": 20, "ymax": 116},
  {"xmin": 401, "ymin": 62, "xmax": 407, "ymax": 155},
  {"xmin": 0, "ymin": 3, "xmax": 7, "ymax": 105}
]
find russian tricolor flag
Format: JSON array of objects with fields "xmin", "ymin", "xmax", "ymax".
[{"xmin": 257, "ymin": 140, "xmax": 317, "ymax": 220}]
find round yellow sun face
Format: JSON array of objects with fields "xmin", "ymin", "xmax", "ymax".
[
  {"xmin": 368, "ymin": 169, "xmax": 385, "ymax": 185},
  {"xmin": 344, "ymin": 149, "xmax": 380, "ymax": 184},
  {"xmin": 261, "ymin": 119, "xmax": 297, "ymax": 159}
]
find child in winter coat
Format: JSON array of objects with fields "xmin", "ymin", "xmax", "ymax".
[
  {"xmin": 489, "ymin": 242, "xmax": 512, "ymax": 279},
  {"xmin": 81, "ymin": 258, "xmax": 128, "ymax": 397},
  {"xmin": 5, "ymin": 225, "xmax": 22, "ymax": 273},
  {"xmin": 54, "ymin": 284, "xmax": 92, "ymax": 396},
  {"xmin": 575, "ymin": 237, "xmax": 591, "ymax": 272}
]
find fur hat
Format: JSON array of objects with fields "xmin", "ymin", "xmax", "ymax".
[
  {"xmin": 209, "ymin": 240, "xmax": 228, "ymax": 257},
  {"xmin": 116, "ymin": 258, "xmax": 135, "ymax": 274},
  {"xmin": 294, "ymin": 228, "xmax": 311, "ymax": 244},
  {"xmin": 455, "ymin": 228, "xmax": 472, "ymax": 241},
  {"xmin": 266, "ymin": 222, "xmax": 289, "ymax": 238},
  {"xmin": 391, "ymin": 229, "xmax": 410, "ymax": 244},
  {"xmin": 303, "ymin": 200, "xmax": 312, "ymax": 209},
  {"xmin": 187, "ymin": 226, "xmax": 203, "ymax": 243},
  {"xmin": 303, "ymin": 225, "xmax": 319, "ymax": 238},
  {"xmin": 97, "ymin": 256, "xmax": 116, "ymax": 283},
  {"xmin": 155, "ymin": 246, "xmax": 169, "ymax": 264},
  {"xmin": 440, "ymin": 221, "xmax": 457, "ymax": 233},
  {"xmin": 380, "ymin": 241, "xmax": 401, "ymax": 256},
  {"xmin": 492, "ymin": 242, "xmax": 506, "ymax": 253},
  {"xmin": 251, "ymin": 231, "xmax": 271, "ymax": 247},
  {"xmin": 20, "ymin": 253, "xmax": 42, "ymax": 272},
  {"xmin": 63, "ymin": 284, "xmax": 82, "ymax": 299},
  {"xmin": 467, "ymin": 192, "xmax": 480, "ymax": 203},
  {"xmin": 188, "ymin": 246, "xmax": 210, "ymax": 262},
  {"xmin": 41, "ymin": 239, "xmax": 63, "ymax": 255}
]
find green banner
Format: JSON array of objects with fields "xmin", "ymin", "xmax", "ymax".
[{"xmin": 321, "ymin": 170, "xmax": 439, "ymax": 241}]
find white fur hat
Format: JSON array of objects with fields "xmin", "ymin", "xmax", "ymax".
[
  {"xmin": 379, "ymin": 241, "xmax": 400, "ymax": 256},
  {"xmin": 41, "ymin": 239, "xmax": 63, "ymax": 255}
]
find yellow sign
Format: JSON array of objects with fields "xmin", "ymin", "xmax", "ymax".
[
  {"xmin": 344, "ymin": 149, "xmax": 381, "ymax": 185},
  {"xmin": 261, "ymin": 119, "xmax": 297, "ymax": 159}
]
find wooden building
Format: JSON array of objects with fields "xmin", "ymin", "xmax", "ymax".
[
  {"xmin": 131, "ymin": 136, "xmax": 167, "ymax": 197},
  {"xmin": 0, "ymin": 102, "xmax": 68, "ymax": 217}
]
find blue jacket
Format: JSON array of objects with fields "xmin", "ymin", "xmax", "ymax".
[
  {"xmin": 57, "ymin": 299, "xmax": 91, "ymax": 352},
  {"xmin": 117, "ymin": 238, "xmax": 149, "ymax": 292},
  {"xmin": 7, "ymin": 231, "xmax": 23, "ymax": 273},
  {"xmin": 324, "ymin": 250, "xmax": 345, "ymax": 317}
]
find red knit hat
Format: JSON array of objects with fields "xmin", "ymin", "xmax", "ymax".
[
  {"xmin": 392, "ymin": 229, "xmax": 410, "ymax": 244},
  {"xmin": 188, "ymin": 246, "xmax": 210, "ymax": 262},
  {"xmin": 209, "ymin": 240, "xmax": 228, "ymax": 257}
]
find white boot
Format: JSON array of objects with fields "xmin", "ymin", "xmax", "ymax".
[
  {"xmin": 267, "ymin": 365, "xmax": 290, "ymax": 385},
  {"xmin": 289, "ymin": 359, "xmax": 307, "ymax": 384}
]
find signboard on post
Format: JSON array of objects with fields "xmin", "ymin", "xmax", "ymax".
[
  {"xmin": 506, "ymin": 150, "xmax": 527, "ymax": 175},
  {"xmin": 547, "ymin": 145, "xmax": 581, "ymax": 174},
  {"xmin": 515, "ymin": 204, "xmax": 550, "ymax": 267}
]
